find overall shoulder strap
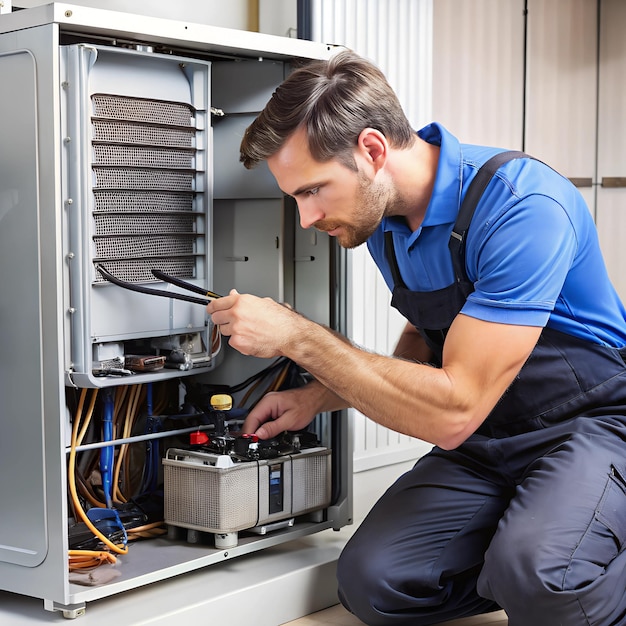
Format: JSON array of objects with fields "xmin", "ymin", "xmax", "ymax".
[
  {"xmin": 448, "ymin": 150, "xmax": 530, "ymax": 284},
  {"xmin": 384, "ymin": 231, "xmax": 406, "ymax": 289}
]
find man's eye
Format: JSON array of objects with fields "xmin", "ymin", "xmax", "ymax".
[{"xmin": 307, "ymin": 187, "xmax": 319, "ymax": 196}]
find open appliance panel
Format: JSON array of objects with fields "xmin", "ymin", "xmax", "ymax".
[
  {"xmin": 0, "ymin": 4, "xmax": 352, "ymax": 617},
  {"xmin": 61, "ymin": 43, "xmax": 215, "ymax": 389}
]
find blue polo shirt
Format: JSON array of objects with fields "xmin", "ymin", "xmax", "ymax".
[{"xmin": 367, "ymin": 123, "xmax": 626, "ymax": 348}]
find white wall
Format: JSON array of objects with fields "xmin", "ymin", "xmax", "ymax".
[{"xmin": 260, "ymin": 0, "xmax": 297, "ymax": 37}]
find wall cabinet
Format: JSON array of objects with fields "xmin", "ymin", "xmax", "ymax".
[
  {"xmin": 432, "ymin": 0, "xmax": 526, "ymax": 150},
  {"xmin": 524, "ymin": 0, "xmax": 598, "ymax": 213},
  {"xmin": 595, "ymin": 0, "xmax": 626, "ymax": 300},
  {"xmin": 433, "ymin": 0, "xmax": 626, "ymax": 300}
]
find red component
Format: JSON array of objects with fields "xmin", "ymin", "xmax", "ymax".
[
  {"xmin": 241, "ymin": 433, "xmax": 259, "ymax": 443},
  {"xmin": 190, "ymin": 431, "xmax": 209, "ymax": 445}
]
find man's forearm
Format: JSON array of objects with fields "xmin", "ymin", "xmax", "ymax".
[
  {"xmin": 282, "ymin": 311, "xmax": 540, "ymax": 450},
  {"xmin": 206, "ymin": 290, "xmax": 539, "ymax": 449},
  {"xmin": 283, "ymin": 316, "xmax": 456, "ymax": 445},
  {"xmin": 301, "ymin": 377, "xmax": 351, "ymax": 414}
]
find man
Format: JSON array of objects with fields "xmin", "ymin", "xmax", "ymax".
[{"xmin": 206, "ymin": 50, "xmax": 626, "ymax": 625}]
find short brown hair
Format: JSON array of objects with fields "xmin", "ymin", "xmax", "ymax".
[{"xmin": 239, "ymin": 50, "xmax": 415, "ymax": 170}]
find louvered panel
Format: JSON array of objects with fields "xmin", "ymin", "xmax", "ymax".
[
  {"xmin": 311, "ymin": 1, "xmax": 433, "ymax": 471},
  {"xmin": 311, "ymin": 0, "xmax": 432, "ymax": 128}
]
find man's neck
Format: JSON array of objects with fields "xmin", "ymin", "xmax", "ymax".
[{"xmin": 392, "ymin": 138, "xmax": 439, "ymax": 232}]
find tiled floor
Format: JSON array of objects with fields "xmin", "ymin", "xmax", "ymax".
[{"xmin": 283, "ymin": 604, "xmax": 508, "ymax": 625}]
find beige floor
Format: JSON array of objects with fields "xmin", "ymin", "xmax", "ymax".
[{"xmin": 283, "ymin": 604, "xmax": 508, "ymax": 625}]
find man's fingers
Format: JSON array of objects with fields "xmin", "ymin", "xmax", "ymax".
[{"xmin": 256, "ymin": 421, "xmax": 281, "ymax": 440}]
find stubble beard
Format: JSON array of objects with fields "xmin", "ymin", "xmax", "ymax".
[{"xmin": 314, "ymin": 172, "xmax": 400, "ymax": 249}]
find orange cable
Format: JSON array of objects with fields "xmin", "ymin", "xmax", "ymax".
[{"xmin": 68, "ymin": 388, "xmax": 128, "ymax": 557}]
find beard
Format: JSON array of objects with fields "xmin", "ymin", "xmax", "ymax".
[{"xmin": 313, "ymin": 170, "xmax": 400, "ymax": 249}]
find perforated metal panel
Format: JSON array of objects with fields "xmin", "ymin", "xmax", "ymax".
[
  {"xmin": 93, "ymin": 190, "xmax": 194, "ymax": 212},
  {"xmin": 93, "ymin": 145, "xmax": 194, "ymax": 169},
  {"xmin": 93, "ymin": 213, "xmax": 195, "ymax": 236},
  {"xmin": 163, "ymin": 448, "xmax": 332, "ymax": 534},
  {"xmin": 292, "ymin": 452, "xmax": 332, "ymax": 513},
  {"xmin": 91, "ymin": 93, "xmax": 202, "ymax": 284},
  {"xmin": 163, "ymin": 454, "xmax": 259, "ymax": 532}
]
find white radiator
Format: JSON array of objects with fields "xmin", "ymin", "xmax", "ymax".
[{"xmin": 310, "ymin": 0, "xmax": 434, "ymax": 472}]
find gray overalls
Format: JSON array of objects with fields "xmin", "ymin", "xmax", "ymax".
[{"xmin": 337, "ymin": 153, "xmax": 626, "ymax": 625}]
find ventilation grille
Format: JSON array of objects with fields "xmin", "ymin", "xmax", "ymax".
[
  {"xmin": 94, "ymin": 190, "xmax": 193, "ymax": 213},
  {"xmin": 94, "ymin": 213, "xmax": 195, "ymax": 236},
  {"xmin": 92, "ymin": 94, "xmax": 195, "ymax": 126},
  {"xmin": 93, "ymin": 168, "xmax": 194, "ymax": 191},
  {"xmin": 163, "ymin": 449, "xmax": 332, "ymax": 534},
  {"xmin": 99, "ymin": 259, "xmax": 196, "ymax": 284},
  {"xmin": 292, "ymin": 452, "xmax": 332, "ymax": 513},
  {"xmin": 94, "ymin": 234, "xmax": 195, "ymax": 260},
  {"xmin": 163, "ymin": 456, "xmax": 260, "ymax": 533},
  {"xmin": 92, "ymin": 120, "xmax": 195, "ymax": 147},
  {"xmin": 91, "ymin": 94, "xmax": 203, "ymax": 284},
  {"xmin": 93, "ymin": 144, "xmax": 194, "ymax": 169}
]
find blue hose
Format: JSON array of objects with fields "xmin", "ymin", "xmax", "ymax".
[{"xmin": 100, "ymin": 389, "xmax": 115, "ymax": 508}]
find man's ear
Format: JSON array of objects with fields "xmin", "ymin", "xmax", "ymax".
[{"xmin": 357, "ymin": 128, "xmax": 388, "ymax": 172}]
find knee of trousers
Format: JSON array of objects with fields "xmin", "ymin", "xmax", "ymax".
[
  {"xmin": 336, "ymin": 537, "xmax": 441, "ymax": 626},
  {"xmin": 336, "ymin": 540, "xmax": 390, "ymax": 624},
  {"xmin": 478, "ymin": 532, "xmax": 548, "ymax": 607},
  {"xmin": 337, "ymin": 538, "xmax": 408, "ymax": 624}
]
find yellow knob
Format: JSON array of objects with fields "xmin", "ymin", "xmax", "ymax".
[{"xmin": 210, "ymin": 394, "xmax": 232, "ymax": 411}]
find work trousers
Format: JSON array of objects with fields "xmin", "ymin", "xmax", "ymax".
[{"xmin": 337, "ymin": 338, "xmax": 626, "ymax": 625}]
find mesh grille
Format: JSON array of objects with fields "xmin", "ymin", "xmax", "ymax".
[
  {"xmin": 94, "ymin": 213, "xmax": 195, "ymax": 236},
  {"xmin": 163, "ymin": 459, "xmax": 259, "ymax": 533},
  {"xmin": 291, "ymin": 451, "xmax": 332, "ymax": 513},
  {"xmin": 92, "ymin": 120, "xmax": 195, "ymax": 148},
  {"xmin": 93, "ymin": 144, "xmax": 194, "ymax": 169},
  {"xmin": 96, "ymin": 258, "xmax": 196, "ymax": 284},
  {"xmin": 92, "ymin": 94, "xmax": 194, "ymax": 126},
  {"xmin": 93, "ymin": 168, "xmax": 194, "ymax": 191},
  {"xmin": 94, "ymin": 234, "xmax": 194, "ymax": 260},
  {"xmin": 93, "ymin": 190, "xmax": 193, "ymax": 213},
  {"xmin": 90, "ymin": 93, "xmax": 202, "ymax": 284}
]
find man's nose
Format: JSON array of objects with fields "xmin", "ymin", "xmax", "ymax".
[{"xmin": 297, "ymin": 201, "xmax": 325, "ymax": 230}]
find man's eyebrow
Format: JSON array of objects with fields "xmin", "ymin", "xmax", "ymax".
[{"xmin": 290, "ymin": 182, "xmax": 323, "ymax": 197}]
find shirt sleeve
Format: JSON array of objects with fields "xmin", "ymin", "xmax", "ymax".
[{"xmin": 462, "ymin": 193, "xmax": 579, "ymax": 326}]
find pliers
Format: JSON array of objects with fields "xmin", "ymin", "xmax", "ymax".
[{"xmin": 95, "ymin": 265, "xmax": 222, "ymax": 306}]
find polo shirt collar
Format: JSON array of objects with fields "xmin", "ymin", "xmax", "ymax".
[{"xmin": 382, "ymin": 123, "xmax": 463, "ymax": 238}]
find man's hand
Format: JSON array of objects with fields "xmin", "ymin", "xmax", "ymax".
[
  {"xmin": 207, "ymin": 289, "xmax": 305, "ymax": 359},
  {"xmin": 242, "ymin": 388, "xmax": 315, "ymax": 439},
  {"xmin": 242, "ymin": 381, "xmax": 349, "ymax": 439}
]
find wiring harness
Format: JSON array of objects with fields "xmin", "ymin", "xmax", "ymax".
[
  {"xmin": 67, "ymin": 357, "xmax": 309, "ymax": 574},
  {"xmin": 68, "ymin": 388, "xmax": 128, "ymax": 571},
  {"xmin": 67, "ymin": 384, "xmax": 172, "ymax": 572}
]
